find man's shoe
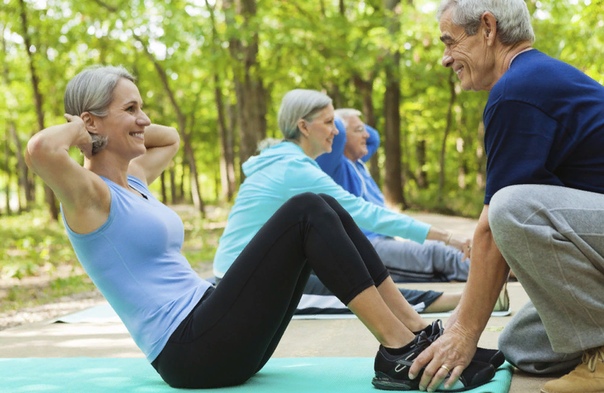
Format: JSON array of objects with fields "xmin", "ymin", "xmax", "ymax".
[
  {"xmin": 541, "ymin": 346, "xmax": 604, "ymax": 393},
  {"xmin": 421, "ymin": 320, "xmax": 505, "ymax": 369},
  {"xmin": 372, "ymin": 331, "xmax": 496, "ymax": 391}
]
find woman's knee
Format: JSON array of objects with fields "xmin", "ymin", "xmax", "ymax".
[{"xmin": 282, "ymin": 193, "xmax": 339, "ymax": 223}]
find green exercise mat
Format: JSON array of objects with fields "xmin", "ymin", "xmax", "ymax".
[{"xmin": 0, "ymin": 357, "xmax": 513, "ymax": 393}]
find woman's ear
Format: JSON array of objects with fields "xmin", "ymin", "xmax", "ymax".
[
  {"xmin": 297, "ymin": 119, "xmax": 308, "ymax": 137},
  {"xmin": 81, "ymin": 112, "xmax": 97, "ymax": 132}
]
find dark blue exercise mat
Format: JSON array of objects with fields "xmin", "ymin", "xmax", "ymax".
[{"xmin": 0, "ymin": 357, "xmax": 513, "ymax": 392}]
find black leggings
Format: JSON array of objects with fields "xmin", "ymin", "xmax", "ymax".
[{"xmin": 151, "ymin": 193, "xmax": 390, "ymax": 388}]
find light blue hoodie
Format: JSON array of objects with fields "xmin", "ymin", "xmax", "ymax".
[{"xmin": 212, "ymin": 141, "xmax": 431, "ymax": 278}]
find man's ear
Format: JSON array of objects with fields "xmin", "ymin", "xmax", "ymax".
[{"xmin": 482, "ymin": 12, "xmax": 498, "ymax": 45}]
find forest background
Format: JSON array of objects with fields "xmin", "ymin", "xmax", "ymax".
[{"xmin": 1, "ymin": 0, "xmax": 603, "ymax": 312}]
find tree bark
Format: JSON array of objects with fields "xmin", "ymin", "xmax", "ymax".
[
  {"xmin": 382, "ymin": 0, "xmax": 406, "ymax": 208},
  {"xmin": 1, "ymin": 29, "xmax": 31, "ymax": 212},
  {"xmin": 439, "ymin": 68, "xmax": 457, "ymax": 203},
  {"xmin": 215, "ymin": 78, "xmax": 236, "ymax": 201},
  {"xmin": 383, "ymin": 68, "xmax": 406, "ymax": 208},
  {"xmin": 18, "ymin": 0, "xmax": 58, "ymax": 219},
  {"xmin": 415, "ymin": 140, "xmax": 428, "ymax": 189},
  {"xmin": 135, "ymin": 34, "xmax": 206, "ymax": 216},
  {"xmin": 206, "ymin": 0, "xmax": 236, "ymax": 201},
  {"xmin": 224, "ymin": 0, "xmax": 268, "ymax": 170},
  {"xmin": 353, "ymin": 74, "xmax": 380, "ymax": 184}
]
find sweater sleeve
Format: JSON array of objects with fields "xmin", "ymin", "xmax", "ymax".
[
  {"xmin": 286, "ymin": 159, "xmax": 431, "ymax": 244},
  {"xmin": 316, "ymin": 117, "xmax": 347, "ymax": 176},
  {"xmin": 361, "ymin": 125, "xmax": 380, "ymax": 163}
]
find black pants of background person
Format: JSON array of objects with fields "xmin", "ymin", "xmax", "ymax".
[{"xmin": 151, "ymin": 193, "xmax": 391, "ymax": 389}]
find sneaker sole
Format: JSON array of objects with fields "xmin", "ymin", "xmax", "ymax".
[
  {"xmin": 372, "ymin": 372, "xmax": 489, "ymax": 392},
  {"xmin": 372, "ymin": 372, "xmax": 418, "ymax": 390}
]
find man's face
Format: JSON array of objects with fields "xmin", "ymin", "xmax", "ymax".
[
  {"xmin": 439, "ymin": 8, "xmax": 496, "ymax": 91},
  {"xmin": 343, "ymin": 115, "xmax": 369, "ymax": 161}
]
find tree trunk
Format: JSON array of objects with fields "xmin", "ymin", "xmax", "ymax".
[
  {"xmin": 353, "ymin": 74, "xmax": 380, "ymax": 183},
  {"xmin": 2, "ymin": 30, "xmax": 31, "ymax": 212},
  {"xmin": 3, "ymin": 126, "xmax": 9, "ymax": 214},
  {"xmin": 383, "ymin": 67, "xmax": 407, "ymax": 209},
  {"xmin": 439, "ymin": 68, "xmax": 457, "ymax": 204},
  {"xmin": 18, "ymin": 0, "xmax": 58, "ymax": 219},
  {"xmin": 136, "ymin": 34, "xmax": 206, "ymax": 217},
  {"xmin": 215, "ymin": 78, "xmax": 236, "ymax": 201},
  {"xmin": 8, "ymin": 122, "xmax": 29, "ymax": 211},
  {"xmin": 381, "ymin": 0, "xmax": 406, "ymax": 208},
  {"xmin": 224, "ymin": 0, "xmax": 268, "ymax": 170},
  {"xmin": 415, "ymin": 140, "xmax": 428, "ymax": 189},
  {"xmin": 205, "ymin": 0, "xmax": 236, "ymax": 201}
]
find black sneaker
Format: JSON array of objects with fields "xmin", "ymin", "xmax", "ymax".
[
  {"xmin": 442, "ymin": 360, "xmax": 496, "ymax": 392},
  {"xmin": 421, "ymin": 320, "xmax": 505, "ymax": 369},
  {"xmin": 473, "ymin": 347, "xmax": 505, "ymax": 369},
  {"xmin": 372, "ymin": 331, "xmax": 431, "ymax": 390},
  {"xmin": 373, "ymin": 330, "xmax": 496, "ymax": 391}
]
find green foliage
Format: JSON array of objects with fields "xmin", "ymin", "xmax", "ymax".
[
  {"xmin": 0, "ymin": 209, "xmax": 76, "ymax": 279},
  {"xmin": 2, "ymin": 275, "xmax": 96, "ymax": 314},
  {"xmin": 2, "ymin": 0, "xmax": 604, "ymax": 216}
]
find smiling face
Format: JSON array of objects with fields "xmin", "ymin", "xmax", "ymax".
[
  {"xmin": 92, "ymin": 78, "xmax": 151, "ymax": 159},
  {"xmin": 439, "ymin": 8, "xmax": 498, "ymax": 91},
  {"xmin": 343, "ymin": 115, "xmax": 369, "ymax": 161},
  {"xmin": 298, "ymin": 104, "xmax": 338, "ymax": 159}
]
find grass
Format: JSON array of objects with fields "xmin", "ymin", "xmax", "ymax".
[{"xmin": 0, "ymin": 204, "xmax": 227, "ymax": 315}]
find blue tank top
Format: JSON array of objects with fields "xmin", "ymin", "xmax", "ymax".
[{"xmin": 63, "ymin": 175, "xmax": 212, "ymax": 362}]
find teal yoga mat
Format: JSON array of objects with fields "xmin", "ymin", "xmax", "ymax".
[{"xmin": 0, "ymin": 357, "xmax": 513, "ymax": 393}]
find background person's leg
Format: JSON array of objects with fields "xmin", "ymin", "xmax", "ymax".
[
  {"xmin": 295, "ymin": 273, "xmax": 445, "ymax": 314},
  {"xmin": 371, "ymin": 237, "xmax": 470, "ymax": 283}
]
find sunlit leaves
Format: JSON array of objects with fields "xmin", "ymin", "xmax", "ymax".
[{"xmin": 1, "ymin": 0, "xmax": 603, "ymax": 217}]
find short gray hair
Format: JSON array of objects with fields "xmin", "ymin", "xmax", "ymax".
[
  {"xmin": 64, "ymin": 65, "xmax": 135, "ymax": 117},
  {"xmin": 437, "ymin": 0, "xmax": 535, "ymax": 45},
  {"xmin": 64, "ymin": 65, "xmax": 135, "ymax": 154},
  {"xmin": 334, "ymin": 108, "xmax": 362, "ymax": 129},
  {"xmin": 277, "ymin": 89, "xmax": 332, "ymax": 140}
]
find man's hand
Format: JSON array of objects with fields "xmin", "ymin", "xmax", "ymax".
[{"xmin": 408, "ymin": 323, "xmax": 478, "ymax": 391}]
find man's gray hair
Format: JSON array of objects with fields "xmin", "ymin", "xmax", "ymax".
[
  {"xmin": 334, "ymin": 108, "xmax": 362, "ymax": 129},
  {"xmin": 278, "ymin": 89, "xmax": 332, "ymax": 140},
  {"xmin": 437, "ymin": 0, "xmax": 535, "ymax": 45}
]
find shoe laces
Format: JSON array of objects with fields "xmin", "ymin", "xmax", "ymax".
[
  {"xmin": 427, "ymin": 320, "xmax": 444, "ymax": 342},
  {"xmin": 582, "ymin": 347, "xmax": 604, "ymax": 372}
]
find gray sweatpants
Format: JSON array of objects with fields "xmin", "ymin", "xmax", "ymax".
[
  {"xmin": 489, "ymin": 184, "xmax": 604, "ymax": 374},
  {"xmin": 370, "ymin": 237, "xmax": 470, "ymax": 282}
]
